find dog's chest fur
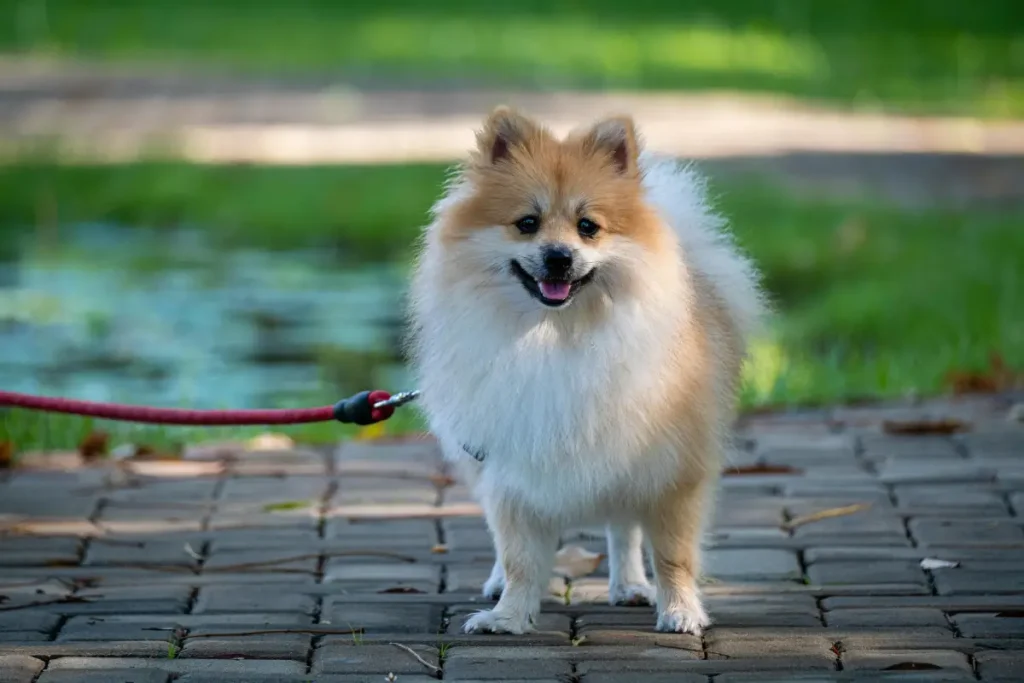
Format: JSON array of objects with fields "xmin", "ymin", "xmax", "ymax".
[{"xmin": 414, "ymin": 286, "xmax": 685, "ymax": 520}]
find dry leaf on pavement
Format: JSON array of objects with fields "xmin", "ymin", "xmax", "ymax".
[
  {"xmin": 78, "ymin": 431, "xmax": 109, "ymax": 461},
  {"xmin": 129, "ymin": 444, "xmax": 183, "ymax": 461},
  {"xmin": 262, "ymin": 501, "xmax": 310, "ymax": 513},
  {"xmin": 946, "ymin": 352, "xmax": 1022, "ymax": 395},
  {"xmin": 882, "ymin": 418, "xmax": 970, "ymax": 435},
  {"xmin": 722, "ymin": 463, "xmax": 801, "ymax": 476},
  {"xmin": 354, "ymin": 423, "xmax": 386, "ymax": 441},
  {"xmin": 553, "ymin": 545, "xmax": 604, "ymax": 579},
  {"xmin": 247, "ymin": 432, "xmax": 295, "ymax": 451}
]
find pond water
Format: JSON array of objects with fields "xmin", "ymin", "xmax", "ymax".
[{"xmin": 0, "ymin": 224, "xmax": 412, "ymax": 409}]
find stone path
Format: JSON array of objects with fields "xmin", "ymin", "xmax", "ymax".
[
  {"xmin": 4, "ymin": 59, "xmax": 1024, "ymax": 207},
  {"xmin": 1, "ymin": 394, "xmax": 1023, "ymax": 682}
]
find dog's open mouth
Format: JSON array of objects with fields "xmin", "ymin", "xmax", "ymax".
[{"xmin": 510, "ymin": 260, "xmax": 594, "ymax": 308}]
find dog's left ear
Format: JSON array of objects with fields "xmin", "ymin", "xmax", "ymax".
[{"xmin": 584, "ymin": 116, "xmax": 639, "ymax": 175}]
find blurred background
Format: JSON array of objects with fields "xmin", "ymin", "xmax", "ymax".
[{"xmin": 1, "ymin": 0, "xmax": 1022, "ymax": 451}]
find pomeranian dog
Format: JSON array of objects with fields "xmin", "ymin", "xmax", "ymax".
[{"xmin": 408, "ymin": 107, "xmax": 763, "ymax": 634}]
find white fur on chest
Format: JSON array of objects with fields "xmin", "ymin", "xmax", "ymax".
[{"xmin": 414, "ymin": 282, "xmax": 683, "ymax": 520}]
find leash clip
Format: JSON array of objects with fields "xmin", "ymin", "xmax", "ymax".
[{"xmin": 372, "ymin": 390, "xmax": 421, "ymax": 410}]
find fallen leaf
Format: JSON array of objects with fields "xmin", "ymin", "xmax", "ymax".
[
  {"xmin": 946, "ymin": 352, "xmax": 1023, "ymax": 395},
  {"xmin": 882, "ymin": 418, "xmax": 970, "ymax": 435},
  {"xmin": 377, "ymin": 587, "xmax": 425, "ymax": 594},
  {"xmin": 247, "ymin": 433, "xmax": 295, "ymax": 451},
  {"xmin": 261, "ymin": 501, "xmax": 309, "ymax": 513},
  {"xmin": 783, "ymin": 503, "xmax": 871, "ymax": 531},
  {"xmin": 0, "ymin": 441, "xmax": 12, "ymax": 469},
  {"xmin": 354, "ymin": 422, "xmax": 386, "ymax": 441},
  {"xmin": 139, "ymin": 450, "xmax": 183, "ymax": 461},
  {"xmin": 722, "ymin": 463, "xmax": 801, "ymax": 476},
  {"xmin": 78, "ymin": 431, "xmax": 109, "ymax": 461},
  {"xmin": 44, "ymin": 559, "xmax": 80, "ymax": 568},
  {"xmin": 429, "ymin": 474, "xmax": 457, "ymax": 489},
  {"xmin": 430, "ymin": 544, "xmax": 449, "ymax": 554},
  {"xmin": 946, "ymin": 371, "xmax": 999, "ymax": 394},
  {"xmin": 15, "ymin": 450, "xmax": 83, "ymax": 469},
  {"xmin": 552, "ymin": 545, "xmax": 604, "ymax": 579},
  {"xmin": 919, "ymin": 558, "xmax": 960, "ymax": 570},
  {"xmin": 883, "ymin": 663, "xmax": 942, "ymax": 671}
]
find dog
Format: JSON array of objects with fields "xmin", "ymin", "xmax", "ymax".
[{"xmin": 407, "ymin": 107, "xmax": 764, "ymax": 634}]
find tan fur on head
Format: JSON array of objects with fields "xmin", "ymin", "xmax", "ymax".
[{"xmin": 445, "ymin": 108, "xmax": 666, "ymax": 254}]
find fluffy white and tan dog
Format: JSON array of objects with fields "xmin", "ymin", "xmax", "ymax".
[{"xmin": 408, "ymin": 107, "xmax": 764, "ymax": 634}]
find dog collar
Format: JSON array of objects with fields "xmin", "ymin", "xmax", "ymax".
[{"xmin": 462, "ymin": 444, "xmax": 486, "ymax": 462}]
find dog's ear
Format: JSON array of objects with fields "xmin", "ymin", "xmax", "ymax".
[
  {"xmin": 476, "ymin": 106, "xmax": 538, "ymax": 164},
  {"xmin": 584, "ymin": 116, "xmax": 640, "ymax": 175}
]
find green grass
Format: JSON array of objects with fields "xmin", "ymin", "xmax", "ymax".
[
  {"xmin": 2, "ymin": 0, "xmax": 1023, "ymax": 116},
  {"xmin": 0, "ymin": 163, "xmax": 448, "ymax": 259},
  {"xmin": 1, "ymin": 161, "xmax": 1022, "ymax": 454}
]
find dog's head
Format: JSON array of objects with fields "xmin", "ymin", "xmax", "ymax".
[{"xmin": 436, "ymin": 107, "xmax": 670, "ymax": 312}]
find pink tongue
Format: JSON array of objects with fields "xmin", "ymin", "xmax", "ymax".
[{"xmin": 539, "ymin": 281, "xmax": 571, "ymax": 301}]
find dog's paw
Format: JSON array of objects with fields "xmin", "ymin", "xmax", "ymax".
[
  {"xmin": 482, "ymin": 573, "xmax": 505, "ymax": 600},
  {"xmin": 462, "ymin": 609, "xmax": 533, "ymax": 634},
  {"xmin": 655, "ymin": 603, "xmax": 710, "ymax": 634},
  {"xmin": 609, "ymin": 582, "xmax": 656, "ymax": 607}
]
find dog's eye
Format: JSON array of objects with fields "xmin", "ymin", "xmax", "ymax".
[
  {"xmin": 577, "ymin": 218, "xmax": 600, "ymax": 238},
  {"xmin": 515, "ymin": 215, "xmax": 540, "ymax": 235}
]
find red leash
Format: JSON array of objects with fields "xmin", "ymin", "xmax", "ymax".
[{"xmin": 0, "ymin": 389, "xmax": 419, "ymax": 426}]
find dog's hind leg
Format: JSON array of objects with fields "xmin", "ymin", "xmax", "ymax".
[
  {"xmin": 643, "ymin": 476, "xmax": 713, "ymax": 634},
  {"xmin": 606, "ymin": 522, "xmax": 655, "ymax": 606},
  {"xmin": 482, "ymin": 560, "xmax": 505, "ymax": 599}
]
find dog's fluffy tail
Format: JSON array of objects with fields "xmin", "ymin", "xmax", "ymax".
[{"xmin": 640, "ymin": 152, "xmax": 767, "ymax": 341}]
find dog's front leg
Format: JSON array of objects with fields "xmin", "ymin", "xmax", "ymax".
[
  {"xmin": 463, "ymin": 500, "xmax": 558, "ymax": 634},
  {"xmin": 643, "ymin": 477, "xmax": 713, "ymax": 634}
]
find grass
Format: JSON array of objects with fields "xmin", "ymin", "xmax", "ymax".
[
  {"xmin": 0, "ymin": 163, "xmax": 448, "ymax": 259},
  {"xmin": 2, "ymin": 0, "xmax": 1023, "ymax": 116},
  {"xmin": 1, "ymin": 161, "xmax": 1022, "ymax": 454}
]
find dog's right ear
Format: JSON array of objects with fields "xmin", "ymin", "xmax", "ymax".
[{"xmin": 476, "ymin": 106, "xmax": 537, "ymax": 164}]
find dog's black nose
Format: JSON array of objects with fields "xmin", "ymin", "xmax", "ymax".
[{"xmin": 542, "ymin": 245, "xmax": 573, "ymax": 277}]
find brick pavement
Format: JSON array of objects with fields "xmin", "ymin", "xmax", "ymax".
[{"xmin": 1, "ymin": 394, "xmax": 1023, "ymax": 682}]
